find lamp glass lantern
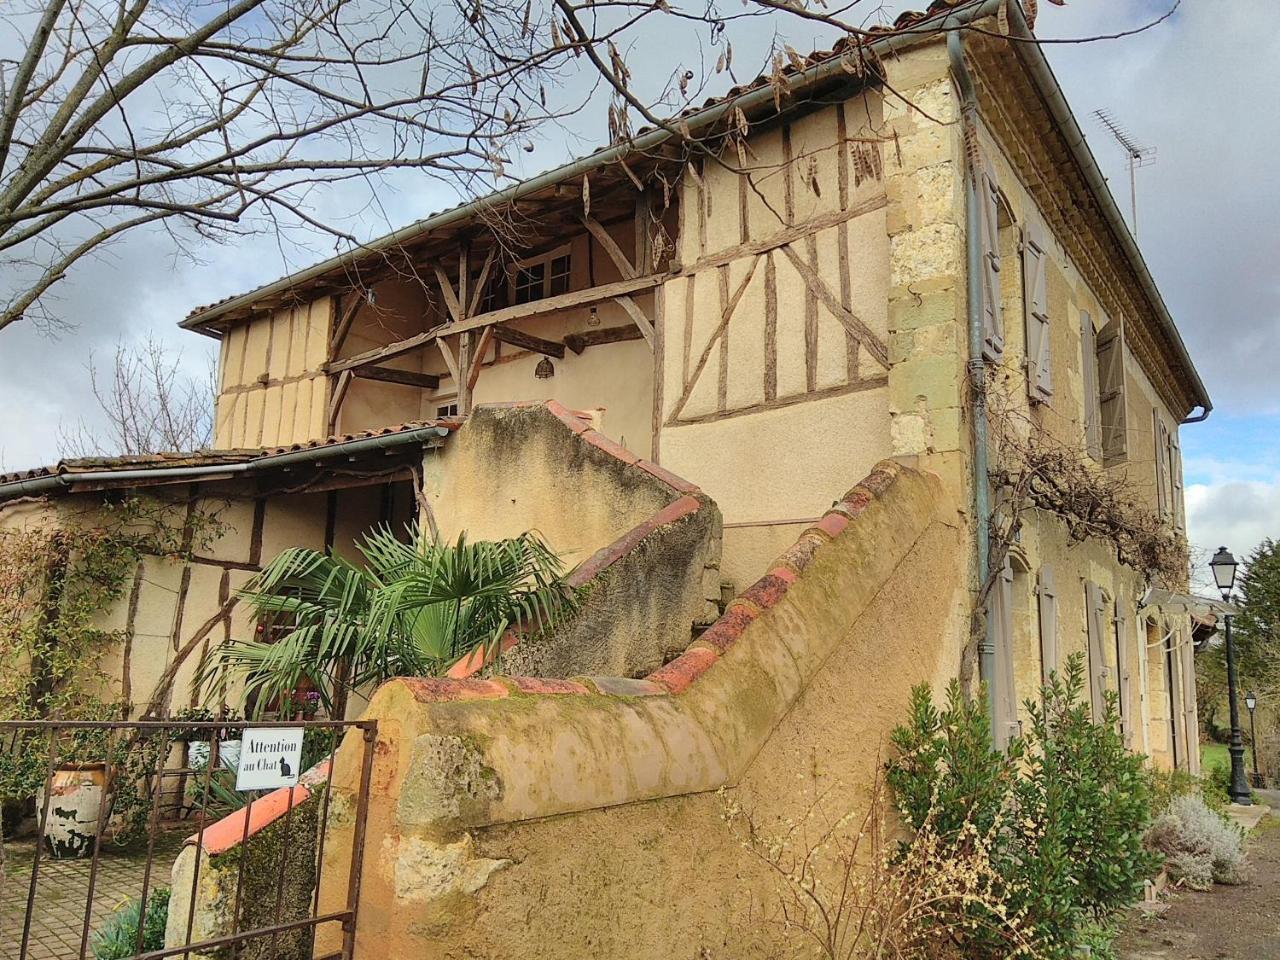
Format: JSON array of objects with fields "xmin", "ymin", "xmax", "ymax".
[
  {"xmin": 1210, "ymin": 546, "xmax": 1238, "ymax": 600},
  {"xmin": 1246, "ymin": 692, "xmax": 1258, "ymax": 712}
]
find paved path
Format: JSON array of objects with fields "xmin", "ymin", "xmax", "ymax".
[
  {"xmin": 0, "ymin": 831, "xmax": 186, "ymax": 960},
  {"xmin": 1118, "ymin": 802, "xmax": 1279, "ymax": 960}
]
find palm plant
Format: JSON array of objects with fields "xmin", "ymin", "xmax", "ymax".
[{"xmin": 199, "ymin": 526, "xmax": 580, "ymax": 717}]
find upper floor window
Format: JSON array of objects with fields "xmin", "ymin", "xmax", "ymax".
[
  {"xmin": 1081, "ymin": 312, "xmax": 1128, "ymax": 465},
  {"xmin": 1153, "ymin": 413, "xmax": 1186, "ymax": 531},
  {"xmin": 514, "ymin": 245, "xmax": 572, "ymax": 305}
]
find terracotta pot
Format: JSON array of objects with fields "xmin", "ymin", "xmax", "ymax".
[{"xmin": 38, "ymin": 763, "xmax": 109, "ymax": 859}]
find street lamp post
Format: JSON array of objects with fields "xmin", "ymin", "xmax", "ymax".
[
  {"xmin": 1245, "ymin": 691, "xmax": 1260, "ymax": 785},
  {"xmin": 1210, "ymin": 547, "xmax": 1252, "ymax": 805}
]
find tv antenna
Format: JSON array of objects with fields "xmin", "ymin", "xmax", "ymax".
[{"xmin": 1093, "ymin": 109, "xmax": 1156, "ymax": 238}]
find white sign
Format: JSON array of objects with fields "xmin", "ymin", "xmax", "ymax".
[{"xmin": 235, "ymin": 727, "xmax": 305, "ymax": 791}]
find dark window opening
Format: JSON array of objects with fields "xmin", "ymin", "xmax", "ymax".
[
  {"xmin": 549, "ymin": 254, "xmax": 572, "ymax": 295},
  {"xmin": 514, "ymin": 263, "xmax": 545, "ymax": 304}
]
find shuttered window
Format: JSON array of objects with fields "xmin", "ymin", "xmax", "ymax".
[
  {"xmin": 979, "ymin": 155, "xmax": 1004, "ymax": 361},
  {"xmin": 1153, "ymin": 411, "xmax": 1170, "ymax": 521},
  {"xmin": 1023, "ymin": 220, "xmax": 1052, "ymax": 401},
  {"xmin": 1096, "ymin": 317, "xmax": 1128, "ymax": 464},
  {"xmin": 1168, "ymin": 427, "xmax": 1185, "ymax": 531},
  {"xmin": 1037, "ymin": 566, "xmax": 1058, "ymax": 685},
  {"xmin": 1113, "ymin": 595, "xmax": 1133, "ymax": 747},
  {"xmin": 1084, "ymin": 581, "xmax": 1110, "ymax": 720},
  {"xmin": 1081, "ymin": 312, "xmax": 1102, "ymax": 460},
  {"xmin": 989, "ymin": 556, "xmax": 1020, "ymax": 746}
]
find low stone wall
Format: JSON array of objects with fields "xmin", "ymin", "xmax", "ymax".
[{"xmin": 314, "ymin": 458, "xmax": 967, "ymax": 959}]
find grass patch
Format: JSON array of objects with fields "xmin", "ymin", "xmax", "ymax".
[{"xmin": 1202, "ymin": 742, "xmax": 1254, "ymax": 772}]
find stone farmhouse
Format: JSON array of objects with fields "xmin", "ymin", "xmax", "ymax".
[{"xmin": 0, "ymin": 1, "xmax": 1212, "ymax": 954}]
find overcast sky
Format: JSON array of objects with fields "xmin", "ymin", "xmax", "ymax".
[{"xmin": 1, "ymin": 0, "xmax": 1276, "ymax": 581}]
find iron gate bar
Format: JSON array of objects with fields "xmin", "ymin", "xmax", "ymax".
[
  {"xmin": 76, "ymin": 746, "xmax": 117, "ymax": 959},
  {"xmin": 133, "ymin": 726, "xmax": 173, "ymax": 958},
  {"xmin": 4, "ymin": 717, "xmax": 377, "ymax": 960},
  {"xmin": 342, "ymin": 724, "xmax": 379, "ymax": 958},
  {"xmin": 128, "ymin": 909, "xmax": 353, "ymax": 960},
  {"xmin": 19, "ymin": 727, "xmax": 60, "ymax": 960}
]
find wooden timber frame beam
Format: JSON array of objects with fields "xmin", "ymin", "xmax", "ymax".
[
  {"xmin": 490, "ymin": 324, "xmax": 565, "ymax": 358},
  {"xmin": 327, "ymin": 273, "xmax": 663, "ymax": 374},
  {"xmin": 351, "ymin": 366, "xmax": 441, "ymax": 389}
]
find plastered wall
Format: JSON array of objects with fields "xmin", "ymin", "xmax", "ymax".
[{"xmin": 215, "ymin": 299, "xmax": 333, "ymax": 448}]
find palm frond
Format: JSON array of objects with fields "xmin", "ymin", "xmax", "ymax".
[{"xmin": 197, "ymin": 523, "xmax": 581, "ymax": 715}]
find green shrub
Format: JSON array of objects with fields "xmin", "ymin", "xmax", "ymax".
[
  {"xmin": 91, "ymin": 887, "xmax": 170, "ymax": 959},
  {"xmin": 888, "ymin": 654, "xmax": 1161, "ymax": 960}
]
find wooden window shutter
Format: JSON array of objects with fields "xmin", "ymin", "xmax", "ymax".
[
  {"xmin": 1084, "ymin": 581, "xmax": 1108, "ymax": 719},
  {"xmin": 1170, "ymin": 428, "xmax": 1186, "ymax": 531},
  {"xmin": 1114, "ymin": 596, "xmax": 1133, "ymax": 747},
  {"xmin": 1096, "ymin": 317, "xmax": 1128, "ymax": 464},
  {"xmin": 1037, "ymin": 566, "xmax": 1058, "ymax": 685},
  {"xmin": 1022, "ymin": 220, "xmax": 1052, "ymax": 401},
  {"xmin": 990, "ymin": 556, "xmax": 1019, "ymax": 745},
  {"xmin": 1080, "ymin": 312, "xmax": 1101, "ymax": 460},
  {"xmin": 979, "ymin": 155, "xmax": 1004, "ymax": 361},
  {"xmin": 1153, "ymin": 411, "xmax": 1170, "ymax": 520}
]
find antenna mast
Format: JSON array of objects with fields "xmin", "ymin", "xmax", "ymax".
[{"xmin": 1092, "ymin": 108, "xmax": 1156, "ymax": 238}]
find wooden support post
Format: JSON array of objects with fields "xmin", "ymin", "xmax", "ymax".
[
  {"xmin": 457, "ymin": 331, "xmax": 474, "ymax": 414},
  {"xmin": 437, "ymin": 338, "xmax": 460, "ymax": 382},
  {"xmin": 491, "ymin": 324, "xmax": 565, "ymax": 358},
  {"xmin": 611, "ymin": 295, "xmax": 655, "ymax": 347},
  {"xmin": 468, "ymin": 328, "xmax": 493, "ymax": 394},
  {"xmin": 328, "ymin": 369, "xmax": 353, "ymax": 433},
  {"xmin": 467, "ymin": 248, "xmax": 497, "ymax": 319},
  {"xmin": 330, "ymin": 291, "xmax": 364, "ymax": 355},
  {"xmin": 433, "ymin": 263, "xmax": 463, "ymax": 322},
  {"xmin": 581, "ymin": 216, "xmax": 638, "ymax": 280}
]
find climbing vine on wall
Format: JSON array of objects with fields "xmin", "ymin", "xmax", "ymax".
[{"xmin": 0, "ymin": 496, "xmax": 226, "ymax": 830}]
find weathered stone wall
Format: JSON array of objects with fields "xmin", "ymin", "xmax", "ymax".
[
  {"xmin": 429, "ymin": 402, "xmax": 723, "ymax": 680},
  {"xmin": 314, "ymin": 460, "xmax": 969, "ymax": 959}
]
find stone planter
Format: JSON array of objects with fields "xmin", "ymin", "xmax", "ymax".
[{"xmin": 38, "ymin": 763, "xmax": 109, "ymax": 859}]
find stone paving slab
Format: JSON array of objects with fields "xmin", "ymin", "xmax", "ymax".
[{"xmin": 0, "ymin": 830, "xmax": 187, "ymax": 960}]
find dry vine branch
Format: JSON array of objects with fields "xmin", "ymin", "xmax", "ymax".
[{"xmin": 58, "ymin": 334, "xmax": 215, "ymax": 456}]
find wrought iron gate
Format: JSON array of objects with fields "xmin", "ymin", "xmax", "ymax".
[{"xmin": 0, "ymin": 718, "xmax": 376, "ymax": 960}]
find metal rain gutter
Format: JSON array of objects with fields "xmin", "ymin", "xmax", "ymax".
[
  {"xmin": 182, "ymin": 0, "xmax": 1007, "ymax": 334},
  {"xmin": 0, "ymin": 425, "xmax": 451, "ymax": 501},
  {"xmin": 948, "ymin": 27, "xmax": 1000, "ymax": 741},
  {"xmin": 996, "ymin": 2, "xmax": 1211, "ymax": 423}
]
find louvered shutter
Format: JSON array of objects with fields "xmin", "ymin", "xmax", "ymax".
[
  {"xmin": 1114, "ymin": 596, "xmax": 1133, "ymax": 747},
  {"xmin": 1153, "ymin": 412, "xmax": 1170, "ymax": 520},
  {"xmin": 990, "ymin": 556, "xmax": 1019, "ymax": 745},
  {"xmin": 1081, "ymin": 312, "xmax": 1101, "ymax": 460},
  {"xmin": 1037, "ymin": 566, "xmax": 1058, "ymax": 686},
  {"xmin": 1170, "ymin": 428, "xmax": 1185, "ymax": 531},
  {"xmin": 1023, "ymin": 220, "xmax": 1052, "ymax": 401},
  {"xmin": 1096, "ymin": 317, "xmax": 1128, "ymax": 464},
  {"xmin": 979, "ymin": 155, "xmax": 1004, "ymax": 361},
  {"xmin": 1084, "ymin": 581, "xmax": 1108, "ymax": 719}
]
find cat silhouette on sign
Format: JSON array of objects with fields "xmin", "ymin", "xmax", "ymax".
[{"xmin": 279, "ymin": 756, "xmax": 292, "ymax": 778}]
